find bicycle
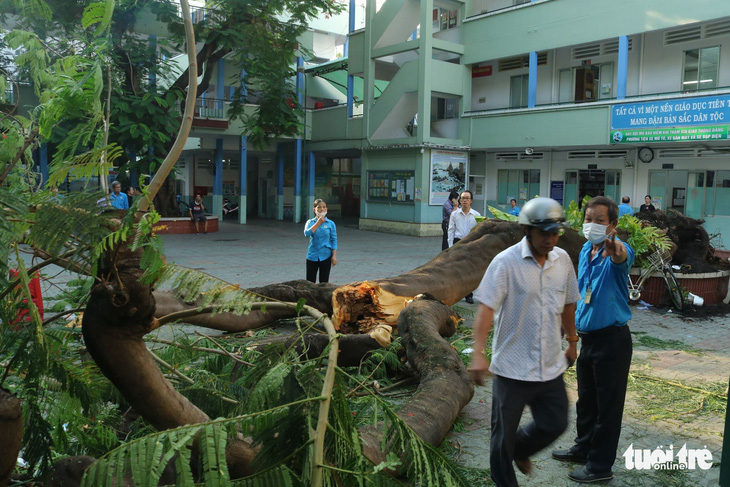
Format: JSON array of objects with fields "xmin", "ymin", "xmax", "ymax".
[{"xmin": 628, "ymin": 248, "xmax": 684, "ymax": 311}]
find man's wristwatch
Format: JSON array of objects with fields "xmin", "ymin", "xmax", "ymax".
[{"xmin": 566, "ymin": 335, "xmax": 579, "ymax": 343}]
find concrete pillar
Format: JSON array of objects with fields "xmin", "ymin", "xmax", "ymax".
[
  {"xmin": 217, "ymin": 58, "xmax": 225, "ymax": 111},
  {"xmin": 39, "ymin": 143, "xmax": 49, "ymax": 187},
  {"xmin": 238, "ymin": 136, "xmax": 247, "ymax": 224},
  {"xmin": 277, "ymin": 143, "xmax": 284, "ymax": 220},
  {"xmin": 213, "ymin": 138, "xmax": 223, "ymax": 220}
]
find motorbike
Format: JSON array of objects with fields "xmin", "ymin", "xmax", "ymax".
[{"xmin": 222, "ymin": 198, "xmax": 239, "ymax": 218}]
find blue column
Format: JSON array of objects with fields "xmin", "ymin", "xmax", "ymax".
[
  {"xmin": 39, "ymin": 143, "xmax": 49, "ymax": 187},
  {"xmin": 148, "ymin": 35, "xmax": 157, "ymax": 91},
  {"xmin": 528, "ymin": 51, "xmax": 537, "ymax": 108},
  {"xmin": 277, "ymin": 143, "xmax": 284, "ymax": 220},
  {"xmin": 240, "ymin": 68, "xmax": 247, "ymax": 99},
  {"xmin": 347, "ymin": 0, "xmax": 356, "ymax": 118},
  {"xmin": 307, "ymin": 151, "xmax": 315, "ymax": 212},
  {"xmin": 127, "ymin": 150, "xmax": 138, "ymax": 189},
  {"xmin": 217, "ymin": 58, "xmax": 225, "ymax": 111},
  {"xmin": 347, "ymin": 76, "xmax": 354, "ymax": 118},
  {"xmin": 617, "ymin": 35, "xmax": 629, "ymax": 100},
  {"xmin": 238, "ymin": 136, "xmax": 247, "ymax": 224},
  {"xmin": 294, "ymin": 140, "xmax": 302, "ymax": 223},
  {"xmin": 213, "ymin": 138, "xmax": 223, "ymax": 220},
  {"xmin": 348, "ymin": 0, "xmax": 356, "ymax": 33},
  {"xmin": 148, "ymin": 146, "xmax": 154, "ymax": 177},
  {"xmin": 296, "ymin": 57, "xmax": 304, "ymax": 106}
]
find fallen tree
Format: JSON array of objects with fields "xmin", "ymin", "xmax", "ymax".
[
  {"xmin": 73, "ymin": 219, "xmax": 586, "ymax": 483},
  {"xmin": 635, "ymin": 208, "xmax": 728, "ymax": 273}
]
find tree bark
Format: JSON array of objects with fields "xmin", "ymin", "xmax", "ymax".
[
  {"xmin": 0, "ymin": 387, "xmax": 22, "ymax": 487},
  {"xmin": 359, "ymin": 295, "xmax": 473, "ymax": 471}
]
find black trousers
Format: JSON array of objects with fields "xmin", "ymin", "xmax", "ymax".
[
  {"xmin": 490, "ymin": 374, "xmax": 568, "ymax": 487},
  {"xmin": 574, "ymin": 325, "xmax": 632, "ymax": 473},
  {"xmin": 306, "ymin": 257, "xmax": 332, "ymax": 283},
  {"xmin": 441, "ymin": 221, "xmax": 449, "ymax": 251}
]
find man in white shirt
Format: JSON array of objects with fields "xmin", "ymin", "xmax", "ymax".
[
  {"xmin": 448, "ymin": 190, "xmax": 481, "ymax": 303},
  {"xmin": 469, "ymin": 197, "xmax": 581, "ymax": 487}
]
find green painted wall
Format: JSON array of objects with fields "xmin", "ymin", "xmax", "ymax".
[
  {"xmin": 469, "ymin": 105, "xmax": 611, "ymax": 149},
  {"xmin": 463, "ymin": 0, "xmax": 730, "ymax": 65},
  {"xmin": 361, "ymin": 149, "xmax": 443, "ymax": 223}
]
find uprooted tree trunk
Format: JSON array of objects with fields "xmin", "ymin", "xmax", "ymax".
[{"xmin": 635, "ymin": 208, "xmax": 726, "ymax": 273}]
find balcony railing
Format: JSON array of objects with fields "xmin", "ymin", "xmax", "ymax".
[{"xmin": 192, "ymin": 97, "xmax": 226, "ymax": 119}]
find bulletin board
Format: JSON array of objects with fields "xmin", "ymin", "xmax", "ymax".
[{"xmin": 367, "ymin": 171, "xmax": 416, "ymax": 202}]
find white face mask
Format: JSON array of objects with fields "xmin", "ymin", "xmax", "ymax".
[
  {"xmin": 316, "ymin": 211, "xmax": 327, "ymax": 218},
  {"xmin": 582, "ymin": 222, "xmax": 609, "ymax": 244}
]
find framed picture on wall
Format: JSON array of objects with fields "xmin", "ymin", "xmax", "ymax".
[{"xmin": 429, "ymin": 150, "xmax": 467, "ymax": 205}]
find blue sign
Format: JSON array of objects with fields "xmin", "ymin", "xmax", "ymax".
[
  {"xmin": 611, "ymin": 93, "xmax": 730, "ymax": 130},
  {"xmin": 550, "ymin": 180, "xmax": 564, "ymax": 206}
]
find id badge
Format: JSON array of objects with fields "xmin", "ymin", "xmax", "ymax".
[{"xmin": 584, "ymin": 286, "xmax": 592, "ymax": 304}]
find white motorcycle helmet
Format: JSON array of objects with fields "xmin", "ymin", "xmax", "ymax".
[{"xmin": 518, "ymin": 197, "xmax": 567, "ymax": 233}]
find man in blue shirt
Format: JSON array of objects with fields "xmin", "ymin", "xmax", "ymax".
[
  {"xmin": 508, "ymin": 198, "xmax": 520, "ymax": 216},
  {"xmin": 552, "ymin": 196, "xmax": 634, "ymax": 484},
  {"xmin": 441, "ymin": 191, "xmax": 459, "ymax": 250},
  {"xmin": 109, "ymin": 181, "xmax": 129, "ymax": 210},
  {"xmin": 617, "ymin": 196, "xmax": 633, "ymax": 217}
]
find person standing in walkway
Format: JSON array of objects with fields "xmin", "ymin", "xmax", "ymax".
[
  {"xmin": 469, "ymin": 197, "xmax": 580, "ymax": 487},
  {"xmin": 552, "ymin": 196, "xmax": 635, "ymax": 484},
  {"xmin": 304, "ymin": 199, "xmax": 338, "ymax": 283},
  {"xmin": 508, "ymin": 198, "xmax": 520, "ymax": 216},
  {"xmin": 639, "ymin": 194, "xmax": 655, "ymax": 213},
  {"xmin": 189, "ymin": 194, "xmax": 208, "ymax": 234},
  {"xmin": 448, "ymin": 190, "xmax": 480, "ymax": 303},
  {"xmin": 442, "ymin": 191, "xmax": 459, "ymax": 250},
  {"xmin": 617, "ymin": 196, "xmax": 633, "ymax": 217},
  {"xmin": 109, "ymin": 181, "xmax": 129, "ymax": 210}
]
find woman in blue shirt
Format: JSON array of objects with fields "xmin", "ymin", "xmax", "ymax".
[{"xmin": 304, "ymin": 199, "xmax": 338, "ymax": 283}]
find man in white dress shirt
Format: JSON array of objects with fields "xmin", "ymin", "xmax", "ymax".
[
  {"xmin": 469, "ymin": 197, "xmax": 581, "ymax": 487},
  {"xmin": 448, "ymin": 190, "xmax": 481, "ymax": 303}
]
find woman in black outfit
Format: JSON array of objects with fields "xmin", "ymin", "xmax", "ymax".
[{"xmin": 639, "ymin": 194, "xmax": 655, "ymax": 212}]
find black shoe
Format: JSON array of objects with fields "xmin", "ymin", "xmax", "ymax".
[
  {"xmin": 552, "ymin": 448, "xmax": 587, "ymax": 464},
  {"xmin": 465, "ymin": 296, "xmax": 474, "ymax": 304},
  {"xmin": 568, "ymin": 466, "xmax": 613, "ymax": 483}
]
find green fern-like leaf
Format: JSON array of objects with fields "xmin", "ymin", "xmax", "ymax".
[
  {"xmin": 487, "ymin": 205, "xmax": 518, "ymax": 222},
  {"xmin": 82, "ymin": 408, "xmax": 301, "ymax": 487}
]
